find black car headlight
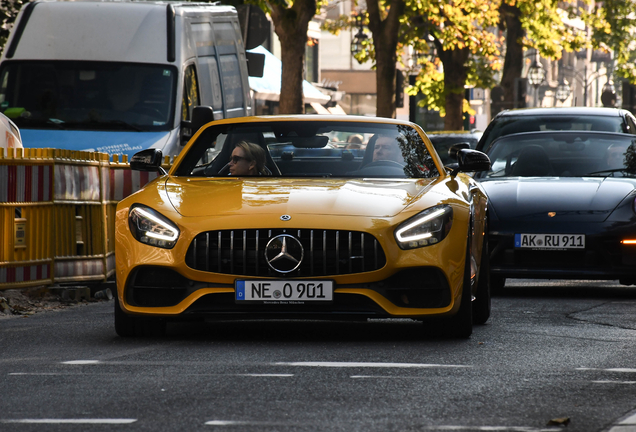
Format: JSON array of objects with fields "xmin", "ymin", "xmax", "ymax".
[
  {"xmin": 395, "ymin": 205, "xmax": 453, "ymax": 250},
  {"xmin": 128, "ymin": 205, "xmax": 179, "ymax": 249}
]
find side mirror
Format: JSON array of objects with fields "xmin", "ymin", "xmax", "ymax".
[
  {"xmin": 130, "ymin": 149, "xmax": 166, "ymax": 174},
  {"xmin": 191, "ymin": 106, "xmax": 215, "ymax": 135},
  {"xmin": 448, "ymin": 142, "xmax": 471, "ymax": 159},
  {"xmin": 456, "ymin": 149, "xmax": 491, "ymax": 174},
  {"xmin": 181, "ymin": 106, "xmax": 215, "ymax": 146}
]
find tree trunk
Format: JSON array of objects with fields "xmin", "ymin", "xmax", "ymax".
[
  {"xmin": 367, "ymin": 0, "xmax": 405, "ymax": 118},
  {"xmin": 439, "ymin": 46, "xmax": 469, "ymax": 130},
  {"xmin": 375, "ymin": 41, "xmax": 397, "ymax": 118},
  {"xmin": 499, "ymin": 3, "xmax": 524, "ymax": 110},
  {"xmin": 269, "ymin": 0, "xmax": 316, "ymax": 114},
  {"xmin": 278, "ymin": 35, "xmax": 307, "ymax": 114}
]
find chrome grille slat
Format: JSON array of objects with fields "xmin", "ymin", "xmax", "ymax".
[
  {"xmin": 186, "ymin": 229, "xmax": 386, "ymax": 277},
  {"xmin": 348, "ymin": 232, "xmax": 353, "ymax": 274}
]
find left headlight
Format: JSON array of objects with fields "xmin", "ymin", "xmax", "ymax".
[
  {"xmin": 395, "ymin": 205, "xmax": 453, "ymax": 250},
  {"xmin": 128, "ymin": 205, "xmax": 180, "ymax": 249}
]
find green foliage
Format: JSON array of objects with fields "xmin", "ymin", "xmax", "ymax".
[
  {"xmin": 585, "ymin": 0, "xmax": 636, "ymax": 83},
  {"xmin": 516, "ymin": 0, "xmax": 589, "ymax": 60},
  {"xmin": 0, "ymin": 0, "xmax": 27, "ymax": 54}
]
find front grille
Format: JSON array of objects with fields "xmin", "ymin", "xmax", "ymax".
[{"xmin": 185, "ymin": 229, "xmax": 387, "ymax": 277}]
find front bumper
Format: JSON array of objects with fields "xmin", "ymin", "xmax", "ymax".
[
  {"xmin": 121, "ymin": 266, "xmax": 454, "ymax": 320},
  {"xmin": 490, "ymin": 231, "xmax": 636, "ymax": 283}
]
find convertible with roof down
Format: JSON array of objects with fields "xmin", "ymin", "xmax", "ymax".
[{"xmin": 114, "ymin": 115, "xmax": 491, "ymax": 338}]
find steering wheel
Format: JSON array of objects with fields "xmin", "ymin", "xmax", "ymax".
[
  {"xmin": 215, "ymin": 163, "xmax": 230, "ymax": 176},
  {"xmin": 363, "ymin": 160, "xmax": 405, "ymax": 169}
]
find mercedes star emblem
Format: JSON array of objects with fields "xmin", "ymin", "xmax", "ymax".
[
  {"xmin": 265, "ymin": 234, "xmax": 304, "ymax": 273},
  {"xmin": 280, "ymin": 214, "xmax": 291, "ymax": 221}
]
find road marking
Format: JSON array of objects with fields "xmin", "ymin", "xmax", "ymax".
[
  {"xmin": 421, "ymin": 427, "xmax": 561, "ymax": 431},
  {"xmin": 350, "ymin": 375, "xmax": 432, "ymax": 379},
  {"xmin": 61, "ymin": 360, "xmax": 100, "ymax": 365},
  {"xmin": 273, "ymin": 362, "xmax": 471, "ymax": 368},
  {"xmin": 235, "ymin": 373, "xmax": 293, "ymax": 377},
  {"xmin": 0, "ymin": 419, "xmax": 137, "ymax": 424},
  {"xmin": 203, "ymin": 422, "xmax": 555, "ymax": 431},
  {"xmin": 577, "ymin": 367, "xmax": 636, "ymax": 373},
  {"xmin": 592, "ymin": 380, "xmax": 636, "ymax": 384}
]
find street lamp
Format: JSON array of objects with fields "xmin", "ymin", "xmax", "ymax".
[
  {"xmin": 556, "ymin": 78, "xmax": 571, "ymax": 104},
  {"xmin": 350, "ymin": 14, "xmax": 368, "ymax": 60},
  {"xmin": 527, "ymin": 60, "xmax": 546, "ymax": 107}
]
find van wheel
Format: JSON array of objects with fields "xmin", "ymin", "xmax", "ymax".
[
  {"xmin": 472, "ymin": 230, "xmax": 491, "ymax": 325},
  {"xmin": 114, "ymin": 295, "xmax": 137, "ymax": 337}
]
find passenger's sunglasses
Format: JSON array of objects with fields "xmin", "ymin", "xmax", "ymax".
[{"xmin": 230, "ymin": 155, "xmax": 250, "ymax": 163}]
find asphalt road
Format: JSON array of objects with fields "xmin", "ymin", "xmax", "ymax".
[{"xmin": 2, "ymin": 280, "xmax": 636, "ymax": 432}]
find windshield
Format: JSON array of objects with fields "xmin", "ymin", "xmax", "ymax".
[
  {"xmin": 481, "ymin": 115, "xmax": 627, "ymax": 151},
  {"xmin": 173, "ymin": 121, "xmax": 439, "ymax": 179},
  {"xmin": 0, "ymin": 61, "xmax": 177, "ymax": 132},
  {"xmin": 477, "ymin": 131, "xmax": 636, "ymax": 179}
]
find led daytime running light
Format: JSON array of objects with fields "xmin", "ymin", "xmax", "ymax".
[
  {"xmin": 133, "ymin": 207, "xmax": 179, "ymax": 242},
  {"xmin": 396, "ymin": 208, "xmax": 446, "ymax": 242}
]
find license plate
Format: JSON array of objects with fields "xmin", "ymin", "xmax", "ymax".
[
  {"xmin": 235, "ymin": 280, "xmax": 333, "ymax": 304},
  {"xmin": 515, "ymin": 233, "xmax": 585, "ymax": 250}
]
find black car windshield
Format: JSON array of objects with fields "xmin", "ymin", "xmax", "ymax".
[
  {"xmin": 173, "ymin": 121, "xmax": 439, "ymax": 179},
  {"xmin": 477, "ymin": 131, "xmax": 636, "ymax": 179},
  {"xmin": 480, "ymin": 115, "xmax": 627, "ymax": 151},
  {"xmin": 0, "ymin": 61, "xmax": 177, "ymax": 131}
]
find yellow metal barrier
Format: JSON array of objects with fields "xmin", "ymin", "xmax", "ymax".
[{"xmin": 0, "ymin": 148, "xmax": 171, "ymax": 290}]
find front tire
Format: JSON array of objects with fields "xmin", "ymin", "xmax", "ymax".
[
  {"xmin": 114, "ymin": 295, "xmax": 166, "ymax": 337},
  {"xmin": 472, "ymin": 229, "xmax": 491, "ymax": 325},
  {"xmin": 444, "ymin": 242, "xmax": 474, "ymax": 338},
  {"xmin": 114, "ymin": 295, "xmax": 137, "ymax": 337}
]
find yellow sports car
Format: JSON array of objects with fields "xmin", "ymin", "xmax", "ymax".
[{"xmin": 114, "ymin": 115, "xmax": 491, "ymax": 338}]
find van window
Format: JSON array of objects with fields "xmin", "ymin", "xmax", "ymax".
[
  {"xmin": 197, "ymin": 57, "xmax": 223, "ymax": 110},
  {"xmin": 182, "ymin": 65, "xmax": 200, "ymax": 121},
  {"xmin": 0, "ymin": 61, "xmax": 177, "ymax": 131},
  {"xmin": 214, "ymin": 22, "xmax": 244, "ymax": 110},
  {"xmin": 219, "ymin": 56, "xmax": 244, "ymax": 109}
]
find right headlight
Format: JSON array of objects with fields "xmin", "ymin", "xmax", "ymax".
[
  {"xmin": 395, "ymin": 205, "xmax": 453, "ymax": 250},
  {"xmin": 128, "ymin": 205, "xmax": 180, "ymax": 249}
]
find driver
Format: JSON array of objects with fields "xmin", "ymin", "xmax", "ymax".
[
  {"xmin": 229, "ymin": 141, "xmax": 267, "ymax": 176},
  {"xmin": 372, "ymin": 135, "xmax": 404, "ymax": 163},
  {"xmin": 601, "ymin": 143, "xmax": 628, "ymax": 170}
]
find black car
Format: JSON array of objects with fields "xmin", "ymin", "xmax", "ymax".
[
  {"xmin": 427, "ymin": 130, "xmax": 482, "ymax": 165},
  {"xmin": 476, "ymin": 107, "xmax": 636, "ymax": 153},
  {"xmin": 474, "ymin": 130, "xmax": 636, "ymax": 292}
]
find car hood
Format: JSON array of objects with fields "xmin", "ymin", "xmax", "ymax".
[
  {"xmin": 480, "ymin": 177, "xmax": 636, "ymax": 222},
  {"xmin": 163, "ymin": 177, "xmax": 434, "ymax": 218}
]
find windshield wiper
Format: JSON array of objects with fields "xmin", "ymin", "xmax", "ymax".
[{"xmin": 586, "ymin": 168, "xmax": 636, "ymax": 178}]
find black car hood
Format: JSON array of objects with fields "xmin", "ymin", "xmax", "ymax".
[{"xmin": 480, "ymin": 177, "xmax": 636, "ymax": 222}]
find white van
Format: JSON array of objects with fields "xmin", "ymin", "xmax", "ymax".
[
  {"xmin": 0, "ymin": 0, "xmax": 265, "ymax": 158},
  {"xmin": 0, "ymin": 112, "xmax": 22, "ymax": 150}
]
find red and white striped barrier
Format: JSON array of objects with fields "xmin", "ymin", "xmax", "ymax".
[
  {"xmin": 108, "ymin": 168, "xmax": 159, "ymax": 201},
  {"xmin": 0, "ymin": 165, "xmax": 53, "ymax": 203},
  {"xmin": 0, "ymin": 263, "xmax": 50, "ymax": 284}
]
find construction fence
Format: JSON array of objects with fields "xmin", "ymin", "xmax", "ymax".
[{"xmin": 0, "ymin": 147, "xmax": 171, "ymax": 290}]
